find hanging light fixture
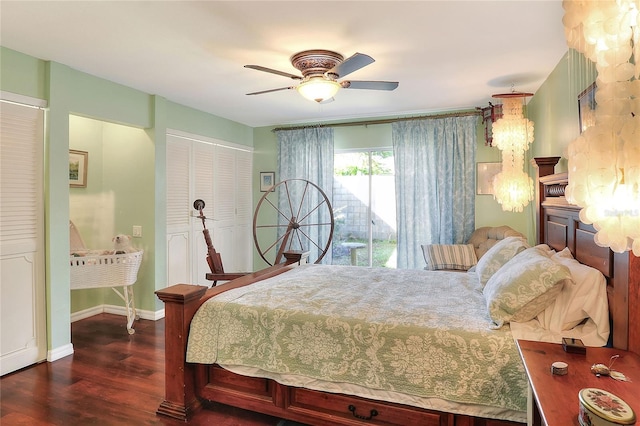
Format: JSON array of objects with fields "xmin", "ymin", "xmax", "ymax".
[
  {"xmin": 563, "ymin": 0, "xmax": 640, "ymax": 255},
  {"xmin": 491, "ymin": 92, "xmax": 535, "ymax": 212},
  {"xmin": 296, "ymin": 76, "xmax": 341, "ymax": 103}
]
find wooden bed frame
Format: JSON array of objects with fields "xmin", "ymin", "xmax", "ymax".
[
  {"xmin": 533, "ymin": 157, "xmax": 639, "ymax": 356},
  {"xmin": 155, "ymin": 157, "xmax": 638, "ymax": 426}
]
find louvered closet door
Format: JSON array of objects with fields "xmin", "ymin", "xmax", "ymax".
[
  {"xmin": 0, "ymin": 101, "xmax": 46, "ymax": 375},
  {"xmin": 234, "ymin": 149, "xmax": 253, "ymax": 272},
  {"xmin": 212, "ymin": 145, "xmax": 253, "ymax": 274},
  {"xmin": 191, "ymin": 142, "xmax": 215, "ymax": 286},
  {"xmin": 212, "ymin": 145, "xmax": 236, "ymax": 271},
  {"xmin": 166, "ymin": 137, "xmax": 192, "ymax": 286}
]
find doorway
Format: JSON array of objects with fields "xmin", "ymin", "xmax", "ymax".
[{"xmin": 332, "ymin": 150, "xmax": 396, "ymax": 268}]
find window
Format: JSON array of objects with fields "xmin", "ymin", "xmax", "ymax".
[{"xmin": 332, "ymin": 150, "xmax": 396, "ymax": 267}]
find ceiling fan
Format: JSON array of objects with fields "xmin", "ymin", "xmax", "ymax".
[{"xmin": 244, "ymin": 50, "xmax": 399, "ymax": 103}]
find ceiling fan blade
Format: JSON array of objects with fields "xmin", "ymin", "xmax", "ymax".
[
  {"xmin": 341, "ymin": 80, "xmax": 399, "ymax": 91},
  {"xmin": 244, "ymin": 65, "xmax": 302, "ymax": 80},
  {"xmin": 246, "ymin": 86, "xmax": 295, "ymax": 96},
  {"xmin": 328, "ymin": 53, "xmax": 374, "ymax": 78}
]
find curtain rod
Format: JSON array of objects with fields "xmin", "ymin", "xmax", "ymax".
[{"xmin": 271, "ymin": 109, "xmax": 481, "ymax": 132}]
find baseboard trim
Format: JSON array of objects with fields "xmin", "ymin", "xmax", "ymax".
[
  {"xmin": 71, "ymin": 306, "xmax": 104, "ymax": 322},
  {"xmin": 48, "ymin": 343, "xmax": 74, "ymax": 362},
  {"xmin": 71, "ymin": 305, "xmax": 164, "ymax": 322}
]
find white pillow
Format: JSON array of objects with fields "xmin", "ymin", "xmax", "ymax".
[
  {"xmin": 422, "ymin": 244, "xmax": 478, "ymax": 271},
  {"xmin": 554, "ymin": 247, "xmax": 574, "ymax": 259},
  {"xmin": 536, "ymin": 248, "xmax": 609, "ymax": 332},
  {"xmin": 475, "ymin": 236, "xmax": 530, "ymax": 287},
  {"xmin": 483, "ymin": 246, "xmax": 572, "ymax": 327},
  {"xmin": 533, "ymin": 243, "xmax": 555, "ymax": 257}
]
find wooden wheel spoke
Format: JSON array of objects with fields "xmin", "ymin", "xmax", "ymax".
[
  {"xmin": 283, "ymin": 180, "xmax": 295, "ymax": 221},
  {"xmin": 294, "ymin": 181, "xmax": 311, "ymax": 220},
  {"xmin": 262, "ymin": 229, "xmax": 292, "ymax": 256},
  {"xmin": 294, "ymin": 229, "xmax": 305, "ymax": 250},
  {"xmin": 296, "ymin": 227, "xmax": 324, "ymax": 252},
  {"xmin": 264, "ymin": 195, "xmax": 293, "ymax": 223},
  {"xmin": 256, "ymin": 223, "xmax": 291, "ymax": 229},
  {"xmin": 297, "ymin": 198, "xmax": 327, "ymax": 224},
  {"xmin": 297, "ymin": 222, "xmax": 333, "ymax": 227}
]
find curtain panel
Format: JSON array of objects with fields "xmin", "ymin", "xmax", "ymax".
[
  {"xmin": 275, "ymin": 127, "xmax": 334, "ymax": 264},
  {"xmin": 392, "ymin": 116, "xmax": 478, "ymax": 269}
]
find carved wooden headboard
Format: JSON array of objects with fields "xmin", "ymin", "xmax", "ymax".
[{"xmin": 533, "ymin": 157, "xmax": 639, "ymax": 355}]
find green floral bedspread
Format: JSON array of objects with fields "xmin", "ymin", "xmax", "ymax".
[{"xmin": 186, "ymin": 264, "xmax": 527, "ymax": 411}]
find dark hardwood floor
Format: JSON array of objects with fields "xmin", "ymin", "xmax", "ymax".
[{"xmin": 0, "ymin": 313, "xmax": 287, "ymax": 425}]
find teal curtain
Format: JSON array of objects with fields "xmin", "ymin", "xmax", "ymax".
[
  {"xmin": 392, "ymin": 116, "xmax": 478, "ymax": 269},
  {"xmin": 275, "ymin": 127, "xmax": 334, "ymax": 264}
]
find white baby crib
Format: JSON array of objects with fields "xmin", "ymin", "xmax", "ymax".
[{"xmin": 69, "ymin": 221, "xmax": 143, "ymax": 334}]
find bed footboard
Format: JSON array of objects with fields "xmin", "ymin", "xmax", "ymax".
[{"xmin": 156, "ymin": 255, "xmax": 307, "ymax": 421}]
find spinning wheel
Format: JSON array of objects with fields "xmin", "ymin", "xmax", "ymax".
[{"xmin": 253, "ymin": 179, "xmax": 334, "ymax": 265}]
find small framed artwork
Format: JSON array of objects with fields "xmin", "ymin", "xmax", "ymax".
[
  {"xmin": 69, "ymin": 150, "xmax": 88, "ymax": 188},
  {"xmin": 260, "ymin": 171, "xmax": 275, "ymax": 192},
  {"xmin": 476, "ymin": 162, "xmax": 501, "ymax": 195},
  {"xmin": 578, "ymin": 82, "xmax": 596, "ymax": 133}
]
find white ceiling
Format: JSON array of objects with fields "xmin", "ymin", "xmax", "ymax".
[{"xmin": 0, "ymin": 1, "xmax": 568, "ymax": 128}]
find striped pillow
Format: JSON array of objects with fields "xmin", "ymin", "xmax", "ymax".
[{"xmin": 422, "ymin": 244, "xmax": 478, "ymax": 271}]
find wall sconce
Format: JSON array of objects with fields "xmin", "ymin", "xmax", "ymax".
[
  {"xmin": 563, "ymin": 0, "xmax": 640, "ymax": 255},
  {"xmin": 490, "ymin": 92, "xmax": 535, "ymax": 212},
  {"xmin": 478, "ymin": 102, "xmax": 503, "ymax": 146}
]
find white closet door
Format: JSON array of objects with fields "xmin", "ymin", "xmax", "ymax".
[
  {"xmin": 191, "ymin": 142, "xmax": 215, "ymax": 286},
  {"xmin": 234, "ymin": 149, "xmax": 253, "ymax": 272},
  {"xmin": 166, "ymin": 137, "xmax": 191, "ymax": 287},
  {"xmin": 166, "ymin": 133, "xmax": 253, "ymax": 287},
  {"xmin": 0, "ymin": 101, "xmax": 46, "ymax": 375},
  {"xmin": 212, "ymin": 145, "xmax": 236, "ymax": 271},
  {"xmin": 212, "ymin": 145, "xmax": 253, "ymax": 274}
]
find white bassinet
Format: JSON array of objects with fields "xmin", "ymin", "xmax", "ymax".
[{"xmin": 69, "ymin": 221, "xmax": 143, "ymax": 334}]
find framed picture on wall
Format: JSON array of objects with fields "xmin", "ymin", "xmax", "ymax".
[
  {"xmin": 578, "ymin": 82, "xmax": 596, "ymax": 133},
  {"xmin": 69, "ymin": 150, "xmax": 88, "ymax": 188},
  {"xmin": 260, "ymin": 171, "xmax": 275, "ymax": 192},
  {"xmin": 476, "ymin": 162, "xmax": 501, "ymax": 195}
]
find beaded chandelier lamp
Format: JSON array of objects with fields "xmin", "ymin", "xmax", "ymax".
[{"xmin": 491, "ymin": 92, "xmax": 535, "ymax": 213}]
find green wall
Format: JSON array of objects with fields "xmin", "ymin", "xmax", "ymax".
[
  {"xmin": 528, "ymin": 50, "xmax": 596, "ymax": 171},
  {"xmin": 0, "ymin": 47, "xmax": 47, "ymax": 100}
]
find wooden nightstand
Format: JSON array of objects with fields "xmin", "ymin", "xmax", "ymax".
[{"xmin": 516, "ymin": 340, "xmax": 640, "ymax": 426}]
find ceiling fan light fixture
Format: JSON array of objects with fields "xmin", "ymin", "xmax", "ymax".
[{"xmin": 296, "ymin": 76, "xmax": 341, "ymax": 103}]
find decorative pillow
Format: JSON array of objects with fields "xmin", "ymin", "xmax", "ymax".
[
  {"xmin": 475, "ymin": 236, "xmax": 530, "ymax": 287},
  {"xmin": 421, "ymin": 244, "xmax": 478, "ymax": 271},
  {"xmin": 483, "ymin": 246, "xmax": 573, "ymax": 327}
]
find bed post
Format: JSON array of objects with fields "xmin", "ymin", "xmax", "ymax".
[
  {"xmin": 155, "ymin": 284, "xmax": 208, "ymax": 421},
  {"xmin": 614, "ymin": 252, "xmax": 640, "ymax": 355},
  {"xmin": 628, "ymin": 253, "xmax": 640, "ymax": 355},
  {"xmin": 532, "ymin": 157, "xmax": 560, "ymax": 244}
]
